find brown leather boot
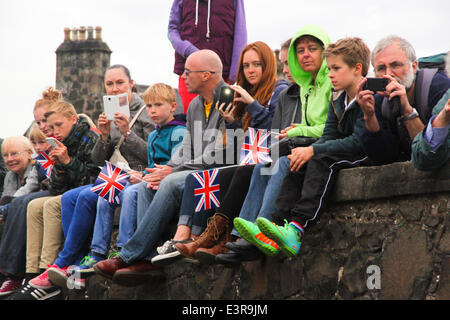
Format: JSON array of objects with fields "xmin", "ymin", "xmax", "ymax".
[
  {"xmin": 175, "ymin": 213, "xmax": 230, "ymax": 258},
  {"xmin": 195, "ymin": 228, "xmax": 231, "ymax": 265}
]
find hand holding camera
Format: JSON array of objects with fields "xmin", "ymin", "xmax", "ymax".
[{"xmin": 216, "ymin": 86, "xmax": 236, "ymax": 123}]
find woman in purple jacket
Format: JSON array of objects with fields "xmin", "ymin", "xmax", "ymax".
[{"xmin": 168, "ymin": 0, "xmax": 247, "ymax": 113}]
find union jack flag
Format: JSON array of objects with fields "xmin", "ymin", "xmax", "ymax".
[
  {"xmin": 33, "ymin": 151, "xmax": 54, "ymax": 178},
  {"xmin": 90, "ymin": 161, "xmax": 130, "ymax": 205},
  {"xmin": 192, "ymin": 169, "xmax": 220, "ymax": 212},
  {"xmin": 240, "ymin": 127, "xmax": 272, "ymax": 165}
]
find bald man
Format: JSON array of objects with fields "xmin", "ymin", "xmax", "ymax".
[{"xmin": 93, "ymin": 50, "xmax": 230, "ymax": 284}]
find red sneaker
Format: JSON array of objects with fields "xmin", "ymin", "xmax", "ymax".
[
  {"xmin": 47, "ymin": 265, "xmax": 70, "ymax": 289},
  {"xmin": 0, "ymin": 278, "xmax": 22, "ymax": 296}
]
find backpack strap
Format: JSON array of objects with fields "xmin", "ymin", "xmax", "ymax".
[{"xmin": 414, "ymin": 68, "xmax": 438, "ymax": 122}]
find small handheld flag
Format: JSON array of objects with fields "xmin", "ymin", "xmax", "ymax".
[
  {"xmin": 192, "ymin": 168, "xmax": 220, "ymax": 212},
  {"xmin": 91, "ymin": 161, "xmax": 130, "ymax": 205},
  {"xmin": 240, "ymin": 127, "xmax": 272, "ymax": 165},
  {"xmin": 33, "ymin": 151, "xmax": 54, "ymax": 178}
]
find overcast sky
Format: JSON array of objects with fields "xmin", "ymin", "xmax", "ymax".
[{"xmin": 0, "ymin": 0, "xmax": 449, "ymax": 138}]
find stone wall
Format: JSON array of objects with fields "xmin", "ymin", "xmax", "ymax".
[{"xmin": 66, "ymin": 160, "xmax": 450, "ymax": 300}]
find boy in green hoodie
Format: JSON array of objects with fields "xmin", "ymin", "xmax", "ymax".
[
  {"xmin": 228, "ymin": 25, "xmax": 333, "ymax": 261},
  {"xmin": 248, "ymin": 37, "xmax": 371, "ymax": 258}
]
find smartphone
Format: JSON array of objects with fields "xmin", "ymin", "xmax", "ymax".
[
  {"xmin": 363, "ymin": 77, "xmax": 389, "ymax": 92},
  {"xmin": 219, "ymin": 86, "xmax": 235, "ymax": 106},
  {"xmin": 103, "ymin": 93, "xmax": 130, "ymax": 120},
  {"xmin": 46, "ymin": 137, "xmax": 58, "ymax": 149}
]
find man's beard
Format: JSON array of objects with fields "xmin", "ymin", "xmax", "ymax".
[{"xmin": 398, "ymin": 64, "xmax": 415, "ymax": 90}]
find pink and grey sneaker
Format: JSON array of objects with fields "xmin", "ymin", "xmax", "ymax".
[
  {"xmin": 29, "ymin": 265, "xmax": 58, "ymax": 289},
  {"xmin": 0, "ymin": 278, "xmax": 22, "ymax": 296},
  {"xmin": 47, "ymin": 265, "xmax": 71, "ymax": 289}
]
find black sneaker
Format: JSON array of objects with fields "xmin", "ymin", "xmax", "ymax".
[{"xmin": 7, "ymin": 283, "xmax": 62, "ymax": 300}]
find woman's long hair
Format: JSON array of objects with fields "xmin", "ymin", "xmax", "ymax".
[{"xmin": 234, "ymin": 41, "xmax": 277, "ymax": 131}]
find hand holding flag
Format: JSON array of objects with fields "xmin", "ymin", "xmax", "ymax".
[
  {"xmin": 33, "ymin": 151, "xmax": 55, "ymax": 178},
  {"xmin": 240, "ymin": 127, "xmax": 272, "ymax": 165},
  {"xmin": 91, "ymin": 161, "xmax": 130, "ymax": 205}
]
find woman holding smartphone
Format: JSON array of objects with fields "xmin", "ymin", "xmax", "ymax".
[{"xmin": 151, "ymin": 41, "xmax": 288, "ymax": 267}]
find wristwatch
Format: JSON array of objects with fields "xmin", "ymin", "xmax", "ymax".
[{"xmin": 399, "ymin": 108, "xmax": 419, "ymax": 122}]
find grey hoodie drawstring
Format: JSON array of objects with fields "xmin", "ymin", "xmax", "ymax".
[{"xmin": 194, "ymin": 0, "xmax": 211, "ymax": 40}]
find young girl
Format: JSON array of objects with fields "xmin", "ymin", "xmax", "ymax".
[{"xmin": 152, "ymin": 41, "xmax": 288, "ymax": 266}]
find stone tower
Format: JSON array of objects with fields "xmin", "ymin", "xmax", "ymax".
[{"xmin": 55, "ymin": 26, "xmax": 112, "ymax": 122}]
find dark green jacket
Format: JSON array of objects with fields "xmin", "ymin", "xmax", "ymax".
[
  {"xmin": 49, "ymin": 116, "xmax": 100, "ymax": 195},
  {"xmin": 312, "ymin": 90, "xmax": 365, "ymax": 156}
]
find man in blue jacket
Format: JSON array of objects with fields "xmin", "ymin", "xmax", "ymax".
[{"xmin": 358, "ymin": 35, "xmax": 450, "ymax": 165}]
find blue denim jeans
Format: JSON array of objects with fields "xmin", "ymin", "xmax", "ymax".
[
  {"xmin": 231, "ymin": 156, "xmax": 290, "ymax": 237},
  {"xmin": 54, "ymin": 185, "xmax": 98, "ymax": 267},
  {"xmin": 177, "ymin": 173, "xmax": 215, "ymax": 236},
  {"xmin": 119, "ymin": 170, "xmax": 194, "ymax": 263},
  {"xmin": 90, "ymin": 182, "xmax": 140, "ymax": 257}
]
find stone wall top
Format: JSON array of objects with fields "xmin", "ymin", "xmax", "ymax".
[{"xmin": 332, "ymin": 160, "xmax": 450, "ymax": 202}]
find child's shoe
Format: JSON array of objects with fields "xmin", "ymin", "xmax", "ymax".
[
  {"xmin": 256, "ymin": 218, "xmax": 302, "ymax": 257},
  {"xmin": 233, "ymin": 217, "xmax": 279, "ymax": 256}
]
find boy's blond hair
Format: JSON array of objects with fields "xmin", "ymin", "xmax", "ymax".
[
  {"xmin": 323, "ymin": 37, "xmax": 371, "ymax": 77},
  {"xmin": 28, "ymin": 124, "xmax": 46, "ymax": 142},
  {"xmin": 143, "ymin": 83, "xmax": 176, "ymax": 105},
  {"xmin": 44, "ymin": 100, "xmax": 77, "ymax": 120}
]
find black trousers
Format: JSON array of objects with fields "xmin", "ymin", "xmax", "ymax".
[
  {"xmin": 274, "ymin": 153, "xmax": 369, "ymax": 229},
  {"xmin": 216, "ymin": 164, "xmax": 255, "ymax": 222}
]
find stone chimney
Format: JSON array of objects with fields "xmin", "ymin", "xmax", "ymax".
[{"xmin": 55, "ymin": 26, "xmax": 112, "ymax": 122}]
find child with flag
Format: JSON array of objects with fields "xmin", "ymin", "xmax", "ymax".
[
  {"xmin": 8, "ymin": 101, "xmax": 100, "ymax": 300},
  {"xmin": 63, "ymin": 83, "xmax": 186, "ymax": 290}
]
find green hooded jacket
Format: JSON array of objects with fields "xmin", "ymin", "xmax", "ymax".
[{"xmin": 286, "ymin": 24, "xmax": 332, "ymax": 139}]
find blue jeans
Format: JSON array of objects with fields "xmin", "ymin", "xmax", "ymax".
[
  {"xmin": 231, "ymin": 156, "xmax": 290, "ymax": 237},
  {"xmin": 90, "ymin": 182, "xmax": 140, "ymax": 257},
  {"xmin": 54, "ymin": 185, "xmax": 98, "ymax": 267},
  {"xmin": 177, "ymin": 173, "xmax": 215, "ymax": 236},
  {"xmin": 119, "ymin": 170, "xmax": 193, "ymax": 263}
]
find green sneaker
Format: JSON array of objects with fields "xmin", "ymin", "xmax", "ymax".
[
  {"xmin": 233, "ymin": 218, "xmax": 279, "ymax": 256},
  {"xmin": 75, "ymin": 254, "xmax": 103, "ymax": 278},
  {"xmin": 256, "ymin": 217, "xmax": 302, "ymax": 257}
]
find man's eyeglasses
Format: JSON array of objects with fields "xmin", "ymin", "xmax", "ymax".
[
  {"xmin": 183, "ymin": 69, "xmax": 216, "ymax": 76},
  {"xmin": 2, "ymin": 151, "xmax": 23, "ymax": 159},
  {"xmin": 375, "ymin": 61, "xmax": 410, "ymax": 74}
]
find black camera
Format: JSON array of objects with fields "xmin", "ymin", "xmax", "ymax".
[
  {"xmin": 219, "ymin": 86, "xmax": 235, "ymax": 106},
  {"xmin": 363, "ymin": 77, "xmax": 389, "ymax": 92}
]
